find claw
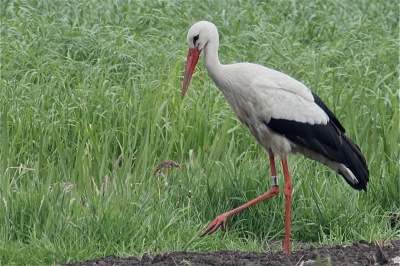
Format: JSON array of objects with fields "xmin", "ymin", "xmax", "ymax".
[{"xmin": 199, "ymin": 214, "xmax": 227, "ymax": 237}]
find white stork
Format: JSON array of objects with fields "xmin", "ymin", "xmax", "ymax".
[{"xmin": 181, "ymin": 21, "xmax": 369, "ymax": 254}]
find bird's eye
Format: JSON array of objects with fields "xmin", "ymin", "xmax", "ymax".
[{"xmin": 193, "ymin": 34, "xmax": 199, "ymax": 45}]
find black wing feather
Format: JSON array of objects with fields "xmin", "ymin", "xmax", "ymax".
[
  {"xmin": 265, "ymin": 93, "xmax": 369, "ymax": 190},
  {"xmin": 312, "ymin": 92, "xmax": 345, "ymax": 132}
]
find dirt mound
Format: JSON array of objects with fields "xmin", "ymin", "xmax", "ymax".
[{"xmin": 63, "ymin": 240, "xmax": 400, "ymax": 266}]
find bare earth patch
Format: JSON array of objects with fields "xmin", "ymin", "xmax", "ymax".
[{"xmin": 63, "ymin": 240, "xmax": 399, "ymax": 265}]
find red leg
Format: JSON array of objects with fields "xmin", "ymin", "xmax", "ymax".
[
  {"xmin": 200, "ymin": 153, "xmax": 280, "ymax": 236},
  {"xmin": 269, "ymin": 152, "xmax": 278, "ymax": 187},
  {"xmin": 282, "ymin": 157, "xmax": 293, "ymax": 254},
  {"xmin": 269, "ymin": 152, "xmax": 277, "ymax": 176}
]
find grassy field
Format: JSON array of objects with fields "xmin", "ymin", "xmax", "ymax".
[{"xmin": 1, "ymin": 0, "xmax": 399, "ymax": 264}]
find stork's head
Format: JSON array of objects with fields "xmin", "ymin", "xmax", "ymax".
[{"xmin": 182, "ymin": 21, "xmax": 218, "ymax": 98}]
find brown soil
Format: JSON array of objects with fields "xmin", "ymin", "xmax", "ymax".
[{"xmin": 62, "ymin": 240, "xmax": 400, "ymax": 266}]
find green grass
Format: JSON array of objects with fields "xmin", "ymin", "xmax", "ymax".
[{"xmin": 1, "ymin": 0, "xmax": 399, "ymax": 264}]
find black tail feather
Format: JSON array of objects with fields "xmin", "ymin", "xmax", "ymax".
[{"xmin": 338, "ymin": 134, "xmax": 369, "ymax": 191}]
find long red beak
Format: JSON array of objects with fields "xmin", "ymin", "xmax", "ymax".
[{"xmin": 182, "ymin": 47, "xmax": 201, "ymax": 98}]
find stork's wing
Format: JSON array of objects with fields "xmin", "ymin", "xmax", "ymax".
[
  {"xmin": 312, "ymin": 93, "xmax": 345, "ymax": 133},
  {"xmin": 250, "ymin": 76, "xmax": 345, "ymax": 155}
]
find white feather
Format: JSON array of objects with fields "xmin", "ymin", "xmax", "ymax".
[{"xmin": 215, "ymin": 63, "xmax": 329, "ymax": 126}]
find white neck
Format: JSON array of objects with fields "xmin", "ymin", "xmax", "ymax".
[{"xmin": 203, "ymin": 38, "xmax": 225, "ymax": 88}]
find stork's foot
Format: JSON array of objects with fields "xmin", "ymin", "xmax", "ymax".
[{"xmin": 199, "ymin": 214, "xmax": 227, "ymax": 236}]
